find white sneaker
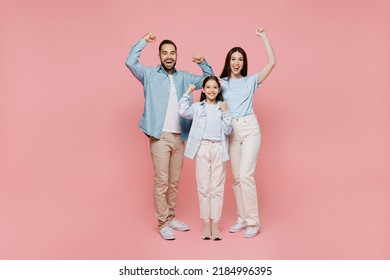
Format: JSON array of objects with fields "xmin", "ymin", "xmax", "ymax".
[
  {"xmin": 168, "ymin": 218, "xmax": 190, "ymax": 231},
  {"xmin": 243, "ymin": 225, "xmax": 261, "ymax": 238},
  {"xmin": 229, "ymin": 222, "xmax": 247, "ymax": 233},
  {"xmin": 160, "ymin": 226, "xmax": 175, "ymax": 240}
]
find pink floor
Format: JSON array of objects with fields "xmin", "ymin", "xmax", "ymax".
[{"xmin": 1, "ymin": 159, "xmax": 389, "ymax": 260}]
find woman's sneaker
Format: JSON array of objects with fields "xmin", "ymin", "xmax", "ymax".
[
  {"xmin": 229, "ymin": 222, "xmax": 247, "ymax": 233},
  {"xmin": 243, "ymin": 225, "xmax": 262, "ymax": 238}
]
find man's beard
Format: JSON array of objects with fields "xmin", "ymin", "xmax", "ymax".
[{"xmin": 161, "ymin": 59, "xmax": 176, "ymax": 72}]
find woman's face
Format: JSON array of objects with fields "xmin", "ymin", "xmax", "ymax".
[{"xmin": 229, "ymin": 51, "xmax": 244, "ymax": 78}]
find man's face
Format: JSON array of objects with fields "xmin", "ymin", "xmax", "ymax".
[{"xmin": 159, "ymin": 43, "xmax": 177, "ymax": 74}]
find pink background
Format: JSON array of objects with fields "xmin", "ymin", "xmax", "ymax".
[{"xmin": 1, "ymin": 0, "xmax": 389, "ymax": 259}]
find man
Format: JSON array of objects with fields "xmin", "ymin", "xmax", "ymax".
[{"xmin": 125, "ymin": 32, "xmax": 214, "ymax": 240}]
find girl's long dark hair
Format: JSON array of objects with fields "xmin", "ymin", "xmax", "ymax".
[
  {"xmin": 199, "ymin": 76, "xmax": 224, "ymax": 102},
  {"xmin": 220, "ymin": 47, "xmax": 248, "ymax": 78}
]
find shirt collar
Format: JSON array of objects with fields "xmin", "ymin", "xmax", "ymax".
[
  {"xmin": 157, "ymin": 65, "xmax": 177, "ymax": 74},
  {"xmin": 200, "ymin": 100, "xmax": 222, "ymax": 110}
]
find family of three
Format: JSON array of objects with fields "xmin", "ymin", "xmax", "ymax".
[{"xmin": 125, "ymin": 27, "xmax": 276, "ymax": 241}]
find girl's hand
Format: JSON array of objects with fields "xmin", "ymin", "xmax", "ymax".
[
  {"xmin": 192, "ymin": 53, "xmax": 205, "ymax": 64},
  {"xmin": 143, "ymin": 32, "xmax": 157, "ymax": 43},
  {"xmin": 185, "ymin": 84, "xmax": 196, "ymax": 95},
  {"xmin": 255, "ymin": 28, "xmax": 267, "ymax": 39},
  {"xmin": 220, "ymin": 101, "xmax": 228, "ymax": 112}
]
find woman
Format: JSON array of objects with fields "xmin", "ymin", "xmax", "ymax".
[{"xmin": 220, "ymin": 28, "xmax": 276, "ymax": 238}]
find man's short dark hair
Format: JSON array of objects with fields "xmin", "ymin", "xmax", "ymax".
[{"xmin": 159, "ymin": 40, "xmax": 177, "ymax": 52}]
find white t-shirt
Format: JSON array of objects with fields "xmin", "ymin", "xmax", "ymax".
[{"xmin": 162, "ymin": 75, "xmax": 181, "ymax": 133}]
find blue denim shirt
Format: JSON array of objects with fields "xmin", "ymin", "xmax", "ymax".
[
  {"xmin": 179, "ymin": 94, "xmax": 233, "ymax": 162},
  {"xmin": 125, "ymin": 39, "xmax": 215, "ymax": 140}
]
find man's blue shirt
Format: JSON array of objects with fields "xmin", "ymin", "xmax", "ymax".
[{"xmin": 126, "ymin": 39, "xmax": 214, "ymax": 140}]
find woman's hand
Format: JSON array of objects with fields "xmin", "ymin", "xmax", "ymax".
[{"xmin": 255, "ymin": 28, "xmax": 267, "ymax": 39}]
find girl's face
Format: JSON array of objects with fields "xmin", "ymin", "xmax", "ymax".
[
  {"xmin": 230, "ymin": 51, "xmax": 244, "ymax": 78},
  {"xmin": 203, "ymin": 79, "xmax": 221, "ymax": 104}
]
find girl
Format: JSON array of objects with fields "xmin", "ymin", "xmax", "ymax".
[
  {"xmin": 220, "ymin": 28, "xmax": 276, "ymax": 238},
  {"xmin": 179, "ymin": 76, "xmax": 233, "ymax": 240}
]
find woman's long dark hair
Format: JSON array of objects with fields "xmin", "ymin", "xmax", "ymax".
[
  {"xmin": 220, "ymin": 47, "xmax": 248, "ymax": 78},
  {"xmin": 199, "ymin": 76, "xmax": 224, "ymax": 102}
]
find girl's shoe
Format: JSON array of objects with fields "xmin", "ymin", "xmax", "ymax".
[
  {"xmin": 211, "ymin": 223, "xmax": 222, "ymax": 240},
  {"xmin": 201, "ymin": 222, "xmax": 211, "ymax": 240}
]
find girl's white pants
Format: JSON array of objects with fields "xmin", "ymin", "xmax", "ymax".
[{"xmin": 195, "ymin": 140, "xmax": 226, "ymax": 222}]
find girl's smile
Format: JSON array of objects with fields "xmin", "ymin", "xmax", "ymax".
[{"xmin": 203, "ymin": 80, "xmax": 221, "ymax": 104}]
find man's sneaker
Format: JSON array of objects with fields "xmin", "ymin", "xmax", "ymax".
[
  {"xmin": 243, "ymin": 225, "xmax": 262, "ymax": 238},
  {"xmin": 160, "ymin": 226, "xmax": 175, "ymax": 240},
  {"xmin": 229, "ymin": 222, "xmax": 247, "ymax": 233},
  {"xmin": 168, "ymin": 218, "xmax": 190, "ymax": 231}
]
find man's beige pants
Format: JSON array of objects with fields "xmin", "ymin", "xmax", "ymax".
[{"xmin": 150, "ymin": 132, "xmax": 184, "ymax": 227}]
